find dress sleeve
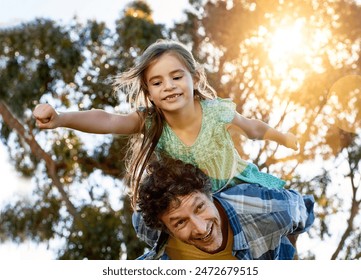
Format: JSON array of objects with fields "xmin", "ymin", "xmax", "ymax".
[{"xmin": 208, "ymin": 98, "xmax": 237, "ymax": 124}]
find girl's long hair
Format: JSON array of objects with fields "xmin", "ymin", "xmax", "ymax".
[{"xmin": 114, "ymin": 39, "xmax": 217, "ymax": 208}]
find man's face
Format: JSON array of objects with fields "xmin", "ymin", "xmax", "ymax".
[{"xmin": 159, "ymin": 192, "xmax": 224, "ymax": 254}]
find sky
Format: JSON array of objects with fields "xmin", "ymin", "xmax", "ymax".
[
  {"xmin": 0, "ymin": 0, "xmax": 189, "ymax": 28},
  {"xmin": 0, "ymin": 0, "xmax": 189, "ymax": 259}
]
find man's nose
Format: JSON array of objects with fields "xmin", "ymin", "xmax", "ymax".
[{"xmin": 191, "ymin": 217, "xmax": 208, "ymax": 235}]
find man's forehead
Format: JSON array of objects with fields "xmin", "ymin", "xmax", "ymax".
[
  {"xmin": 163, "ymin": 192, "xmax": 209, "ymax": 219},
  {"xmin": 169, "ymin": 192, "xmax": 203, "ymax": 210}
]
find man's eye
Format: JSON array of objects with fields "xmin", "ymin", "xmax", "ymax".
[
  {"xmin": 197, "ymin": 202, "xmax": 205, "ymax": 211},
  {"xmin": 175, "ymin": 220, "xmax": 185, "ymax": 228}
]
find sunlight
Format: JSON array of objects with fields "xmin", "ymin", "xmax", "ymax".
[
  {"xmin": 268, "ymin": 20, "xmax": 306, "ymax": 63},
  {"xmin": 263, "ymin": 19, "xmax": 311, "ymax": 92}
]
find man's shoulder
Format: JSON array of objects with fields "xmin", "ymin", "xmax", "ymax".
[
  {"xmin": 216, "ymin": 183, "xmax": 286, "ymax": 199},
  {"xmin": 214, "ymin": 183, "xmax": 297, "ymax": 214}
]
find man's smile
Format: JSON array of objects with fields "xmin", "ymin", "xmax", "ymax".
[{"xmin": 194, "ymin": 224, "xmax": 213, "ymax": 241}]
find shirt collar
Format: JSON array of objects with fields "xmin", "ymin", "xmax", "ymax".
[{"xmin": 213, "ymin": 195, "xmax": 249, "ymax": 251}]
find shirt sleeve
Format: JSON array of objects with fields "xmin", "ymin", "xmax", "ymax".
[
  {"xmin": 288, "ymin": 192, "xmax": 315, "ymax": 235},
  {"xmin": 132, "ymin": 211, "xmax": 161, "ymax": 247}
]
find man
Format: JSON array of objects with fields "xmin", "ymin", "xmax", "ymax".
[{"xmin": 133, "ymin": 158, "xmax": 314, "ymax": 260}]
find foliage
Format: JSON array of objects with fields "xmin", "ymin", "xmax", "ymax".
[
  {"xmin": 0, "ymin": 0, "xmax": 157, "ymax": 259},
  {"xmin": 0, "ymin": 0, "xmax": 360, "ymax": 259},
  {"xmin": 173, "ymin": 0, "xmax": 361, "ymax": 260}
]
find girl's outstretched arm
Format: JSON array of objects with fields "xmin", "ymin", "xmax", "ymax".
[
  {"xmin": 231, "ymin": 112, "xmax": 299, "ymax": 150},
  {"xmin": 33, "ymin": 103, "xmax": 142, "ymax": 135}
]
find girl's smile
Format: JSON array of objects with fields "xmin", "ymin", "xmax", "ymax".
[{"xmin": 162, "ymin": 93, "xmax": 183, "ymax": 101}]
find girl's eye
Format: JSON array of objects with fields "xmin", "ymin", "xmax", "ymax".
[
  {"xmin": 173, "ymin": 76, "xmax": 182, "ymax": 80},
  {"xmin": 152, "ymin": 81, "xmax": 161, "ymax": 86}
]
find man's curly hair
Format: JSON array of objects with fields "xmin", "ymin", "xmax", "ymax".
[{"xmin": 137, "ymin": 158, "xmax": 212, "ymax": 230}]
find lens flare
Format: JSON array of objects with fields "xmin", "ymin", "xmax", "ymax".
[{"xmin": 326, "ymin": 75, "xmax": 361, "ymax": 133}]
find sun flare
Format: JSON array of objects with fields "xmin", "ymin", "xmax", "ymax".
[
  {"xmin": 263, "ymin": 19, "xmax": 310, "ymax": 91},
  {"xmin": 268, "ymin": 20, "xmax": 307, "ymax": 64}
]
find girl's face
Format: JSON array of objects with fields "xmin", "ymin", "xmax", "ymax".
[{"xmin": 145, "ymin": 52, "xmax": 196, "ymax": 113}]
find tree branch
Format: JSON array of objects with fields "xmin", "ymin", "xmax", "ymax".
[
  {"xmin": 331, "ymin": 148, "xmax": 360, "ymax": 259},
  {"xmin": 0, "ymin": 101, "xmax": 83, "ymax": 226}
]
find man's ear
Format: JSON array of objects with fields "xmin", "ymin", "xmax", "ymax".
[
  {"xmin": 159, "ymin": 224, "xmax": 173, "ymax": 235},
  {"xmin": 158, "ymin": 220, "xmax": 173, "ymax": 235},
  {"xmin": 165, "ymin": 228, "xmax": 175, "ymax": 237},
  {"xmin": 156, "ymin": 219, "xmax": 168, "ymax": 232}
]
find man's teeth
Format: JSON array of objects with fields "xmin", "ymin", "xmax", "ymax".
[
  {"xmin": 165, "ymin": 94, "xmax": 181, "ymax": 100},
  {"xmin": 199, "ymin": 228, "xmax": 212, "ymax": 240}
]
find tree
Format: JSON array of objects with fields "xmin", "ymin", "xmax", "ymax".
[
  {"xmin": 0, "ymin": 0, "xmax": 163, "ymax": 259},
  {"xmin": 170, "ymin": 0, "xmax": 361, "ymax": 259},
  {"xmin": 1, "ymin": 0, "xmax": 360, "ymax": 260}
]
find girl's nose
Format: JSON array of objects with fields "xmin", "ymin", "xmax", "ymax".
[{"xmin": 164, "ymin": 79, "xmax": 176, "ymax": 90}]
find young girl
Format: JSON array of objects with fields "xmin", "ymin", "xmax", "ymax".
[{"xmin": 33, "ymin": 39, "xmax": 298, "ymax": 207}]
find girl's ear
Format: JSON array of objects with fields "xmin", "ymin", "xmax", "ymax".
[
  {"xmin": 193, "ymin": 73, "xmax": 200, "ymax": 88},
  {"xmin": 146, "ymin": 91, "xmax": 153, "ymax": 101}
]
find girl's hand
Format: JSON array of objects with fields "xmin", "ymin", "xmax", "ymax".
[
  {"xmin": 284, "ymin": 132, "xmax": 299, "ymax": 151},
  {"xmin": 33, "ymin": 104, "xmax": 59, "ymax": 129}
]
